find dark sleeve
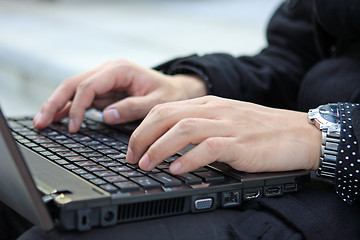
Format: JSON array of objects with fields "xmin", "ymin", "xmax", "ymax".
[
  {"xmin": 336, "ymin": 103, "xmax": 360, "ymax": 205},
  {"xmin": 155, "ymin": 0, "xmax": 321, "ymax": 110}
]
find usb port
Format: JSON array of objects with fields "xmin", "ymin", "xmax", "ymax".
[
  {"xmin": 284, "ymin": 183, "xmax": 297, "ymax": 192},
  {"xmin": 264, "ymin": 186, "xmax": 282, "ymax": 197}
]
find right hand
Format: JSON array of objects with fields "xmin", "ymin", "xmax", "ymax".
[{"xmin": 33, "ymin": 59, "xmax": 207, "ymax": 132}]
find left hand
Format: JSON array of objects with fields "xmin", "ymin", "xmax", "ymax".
[{"xmin": 126, "ymin": 96, "xmax": 322, "ymax": 175}]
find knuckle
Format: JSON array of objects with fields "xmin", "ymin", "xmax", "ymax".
[
  {"xmin": 203, "ymin": 137, "xmax": 223, "ymax": 155},
  {"xmin": 176, "ymin": 118, "xmax": 198, "ymax": 136},
  {"xmin": 149, "ymin": 103, "xmax": 173, "ymax": 119}
]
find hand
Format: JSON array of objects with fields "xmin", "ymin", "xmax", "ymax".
[
  {"xmin": 127, "ymin": 96, "xmax": 322, "ymax": 174},
  {"xmin": 33, "ymin": 59, "xmax": 207, "ymax": 132}
]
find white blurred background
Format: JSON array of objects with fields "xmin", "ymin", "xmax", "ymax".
[{"xmin": 0, "ymin": 0, "xmax": 282, "ymax": 116}]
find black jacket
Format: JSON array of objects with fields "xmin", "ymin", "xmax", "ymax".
[
  {"xmin": 156, "ymin": 0, "xmax": 360, "ymax": 112},
  {"xmin": 155, "ymin": 0, "xmax": 360, "ymax": 205}
]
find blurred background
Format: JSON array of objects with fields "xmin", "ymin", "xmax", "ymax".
[{"xmin": 0, "ymin": 0, "xmax": 282, "ymax": 116}]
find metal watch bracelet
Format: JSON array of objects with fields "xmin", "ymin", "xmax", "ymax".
[{"xmin": 317, "ymin": 129, "xmax": 340, "ymax": 178}]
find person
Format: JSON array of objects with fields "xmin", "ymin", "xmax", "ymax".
[{"xmin": 6, "ymin": 0, "xmax": 360, "ymax": 239}]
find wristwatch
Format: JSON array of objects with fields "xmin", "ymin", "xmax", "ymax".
[{"xmin": 308, "ymin": 103, "xmax": 341, "ymax": 178}]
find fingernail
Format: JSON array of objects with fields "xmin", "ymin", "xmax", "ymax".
[
  {"xmin": 170, "ymin": 161, "xmax": 182, "ymax": 174},
  {"xmin": 68, "ymin": 119, "xmax": 76, "ymax": 133},
  {"xmin": 139, "ymin": 153, "xmax": 150, "ymax": 170},
  {"xmin": 126, "ymin": 147, "xmax": 135, "ymax": 163},
  {"xmin": 103, "ymin": 109, "xmax": 120, "ymax": 124}
]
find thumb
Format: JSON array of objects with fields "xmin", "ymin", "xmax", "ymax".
[{"xmin": 102, "ymin": 94, "xmax": 158, "ymax": 124}]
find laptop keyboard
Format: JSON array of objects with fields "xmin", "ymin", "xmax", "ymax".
[{"xmin": 8, "ymin": 117, "xmax": 228, "ymax": 194}]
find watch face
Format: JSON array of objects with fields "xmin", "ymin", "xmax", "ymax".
[{"xmin": 319, "ymin": 103, "xmax": 340, "ymax": 124}]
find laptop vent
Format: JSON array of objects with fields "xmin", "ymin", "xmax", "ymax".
[{"xmin": 118, "ymin": 197, "xmax": 186, "ymax": 222}]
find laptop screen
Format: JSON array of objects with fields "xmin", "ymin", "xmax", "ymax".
[{"xmin": 0, "ymin": 107, "xmax": 53, "ymax": 231}]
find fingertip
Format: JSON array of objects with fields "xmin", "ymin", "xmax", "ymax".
[
  {"xmin": 68, "ymin": 118, "xmax": 79, "ymax": 133},
  {"xmin": 103, "ymin": 108, "xmax": 121, "ymax": 124},
  {"xmin": 126, "ymin": 147, "xmax": 136, "ymax": 164},
  {"xmin": 169, "ymin": 161, "xmax": 183, "ymax": 175}
]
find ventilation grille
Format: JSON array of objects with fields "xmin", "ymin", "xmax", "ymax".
[{"xmin": 118, "ymin": 197, "xmax": 186, "ymax": 222}]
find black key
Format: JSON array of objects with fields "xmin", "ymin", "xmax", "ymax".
[
  {"xmin": 66, "ymin": 156, "xmax": 87, "ymax": 162},
  {"xmin": 42, "ymin": 143, "xmax": 61, "ymax": 148},
  {"xmin": 104, "ymin": 175, "xmax": 127, "ymax": 183},
  {"xmin": 193, "ymin": 171, "xmax": 225, "ymax": 183},
  {"xmin": 191, "ymin": 167, "xmax": 209, "ymax": 172},
  {"xmin": 81, "ymin": 152, "xmax": 102, "ymax": 157},
  {"xmin": 95, "ymin": 170, "xmax": 117, "ymax": 177},
  {"xmin": 114, "ymin": 182, "xmax": 140, "ymax": 192},
  {"xmin": 63, "ymin": 164, "xmax": 78, "ymax": 170},
  {"xmin": 108, "ymin": 153, "xmax": 126, "ymax": 159},
  {"xmin": 84, "ymin": 165, "xmax": 107, "ymax": 172},
  {"xmin": 39, "ymin": 151, "xmax": 53, "ymax": 156},
  {"xmin": 50, "ymin": 147, "xmax": 69, "ymax": 152},
  {"xmin": 73, "ymin": 147, "xmax": 94, "ymax": 153},
  {"xmin": 48, "ymin": 155, "xmax": 61, "ymax": 161},
  {"xmin": 149, "ymin": 173, "xmax": 182, "ymax": 188},
  {"xmin": 173, "ymin": 172, "xmax": 202, "ymax": 185},
  {"xmin": 99, "ymin": 184, "xmax": 118, "ymax": 193},
  {"xmin": 81, "ymin": 173, "xmax": 96, "ymax": 180},
  {"xmin": 64, "ymin": 143, "xmax": 84, "ymax": 148},
  {"xmin": 110, "ymin": 166, "xmax": 132, "ymax": 172},
  {"xmin": 91, "ymin": 156, "xmax": 112, "ymax": 162},
  {"xmin": 100, "ymin": 161, "xmax": 122, "ymax": 167},
  {"xmin": 75, "ymin": 161, "xmax": 97, "ymax": 167},
  {"xmin": 131, "ymin": 176, "xmax": 162, "ymax": 189},
  {"xmin": 73, "ymin": 168, "xmax": 87, "ymax": 175},
  {"xmin": 54, "ymin": 159, "xmax": 68, "ymax": 165},
  {"xmin": 32, "ymin": 147, "xmax": 46, "ymax": 152},
  {"xmin": 99, "ymin": 149, "xmax": 120, "ymax": 154},
  {"xmin": 120, "ymin": 171, "xmax": 143, "ymax": 178},
  {"xmin": 138, "ymin": 168, "xmax": 161, "ymax": 174},
  {"xmin": 57, "ymin": 151, "xmax": 78, "ymax": 157},
  {"xmin": 90, "ymin": 178, "xmax": 107, "ymax": 185}
]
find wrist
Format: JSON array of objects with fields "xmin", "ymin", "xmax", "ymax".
[{"xmin": 171, "ymin": 74, "xmax": 207, "ymax": 99}]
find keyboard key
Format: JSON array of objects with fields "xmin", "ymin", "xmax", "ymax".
[
  {"xmin": 90, "ymin": 156, "xmax": 112, "ymax": 162},
  {"xmin": 131, "ymin": 176, "xmax": 162, "ymax": 189},
  {"xmin": 84, "ymin": 165, "xmax": 107, "ymax": 172},
  {"xmin": 104, "ymin": 175, "xmax": 127, "ymax": 183},
  {"xmin": 90, "ymin": 178, "xmax": 107, "ymax": 185},
  {"xmin": 114, "ymin": 181, "xmax": 140, "ymax": 192},
  {"xmin": 66, "ymin": 156, "xmax": 87, "ymax": 162},
  {"xmin": 73, "ymin": 168, "xmax": 87, "ymax": 175},
  {"xmin": 57, "ymin": 151, "xmax": 78, "ymax": 157},
  {"xmin": 110, "ymin": 166, "xmax": 132, "ymax": 172},
  {"xmin": 120, "ymin": 171, "xmax": 143, "ymax": 178},
  {"xmin": 95, "ymin": 170, "xmax": 117, "ymax": 177},
  {"xmin": 100, "ymin": 161, "xmax": 122, "ymax": 167},
  {"xmin": 173, "ymin": 172, "xmax": 202, "ymax": 185},
  {"xmin": 64, "ymin": 164, "xmax": 78, "ymax": 170},
  {"xmin": 149, "ymin": 173, "xmax": 182, "ymax": 188},
  {"xmin": 54, "ymin": 159, "xmax": 69, "ymax": 165},
  {"xmin": 75, "ymin": 161, "xmax": 97, "ymax": 167},
  {"xmin": 193, "ymin": 171, "xmax": 225, "ymax": 183},
  {"xmin": 99, "ymin": 184, "xmax": 118, "ymax": 193},
  {"xmin": 81, "ymin": 173, "xmax": 97, "ymax": 180}
]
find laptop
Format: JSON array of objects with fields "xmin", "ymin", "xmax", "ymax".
[{"xmin": 0, "ymin": 106, "xmax": 310, "ymax": 231}]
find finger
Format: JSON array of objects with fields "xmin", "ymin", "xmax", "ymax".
[
  {"xmin": 169, "ymin": 136, "xmax": 235, "ymax": 175},
  {"xmin": 67, "ymin": 66, "xmax": 133, "ymax": 132},
  {"xmin": 137, "ymin": 118, "xmax": 234, "ymax": 171},
  {"xmin": 127, "ymin": 103, "xmax": 206, "ymax": 164},
  {"xmin": 53, "ymin": 101, "xmax": 72, "ymax": 122},
  {"xmin": 33, "ymin": 68, "xmax": 99, "ymax": 129},
  {"xmin": 103, "ymin": 91, "xmax": 173, "ymax": 125}
]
